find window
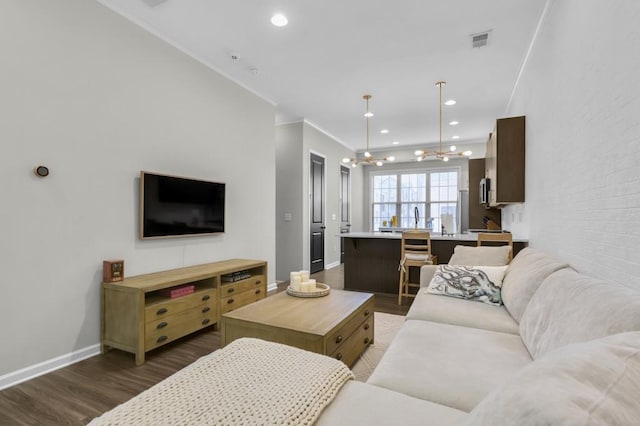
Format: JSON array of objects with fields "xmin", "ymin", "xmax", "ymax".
[{"xmin": 371, "ymin": 169, "xmax": 459, "ymax": 232}]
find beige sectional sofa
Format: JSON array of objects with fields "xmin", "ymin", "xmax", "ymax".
[
  {"xmin": 319, "ymin": 247, "xmax": 640, "ymax": 425},
  {"xmin": 91, "ymin": 246, "xmax": 640, "ymax": 425}
]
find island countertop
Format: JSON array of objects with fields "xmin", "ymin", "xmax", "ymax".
[{"xmin": 341, "ymin": 231, "xmax": 528, "ymax": 243}]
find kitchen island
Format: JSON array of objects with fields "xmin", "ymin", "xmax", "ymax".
[{"xmin": 342, "ymin": 232, "xmax": 528, "ymax": 294}]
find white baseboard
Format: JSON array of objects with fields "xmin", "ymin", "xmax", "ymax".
[
  {"xmin": 0, "ymin": 344, "xmax": 101, "ymax": 391},
  {"xmin": 325, "ymin": 261, "xmax": 341, "ymax": 270},
  {"xmin": 267, "ymin": 282, "xmax": 279, "ymax": 292}
]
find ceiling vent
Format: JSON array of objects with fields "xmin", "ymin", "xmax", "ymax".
[{"xmin": 471, "ymin": 31, "xmax": 490, "ymax": 48}]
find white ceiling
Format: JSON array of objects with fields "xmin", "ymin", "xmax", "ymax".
[{"xmin": 97, "ymin": 0, "xmax": 547, "ymax": 153}]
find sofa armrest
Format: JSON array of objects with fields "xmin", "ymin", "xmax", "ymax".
[{"xmin": 420, "ymin": 265, "xmax": 438, "ymax": 287}]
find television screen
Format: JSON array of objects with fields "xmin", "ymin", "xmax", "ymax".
[{"xmin": 140, "ymin": 171, "xmax": 225, "ymax": 239}]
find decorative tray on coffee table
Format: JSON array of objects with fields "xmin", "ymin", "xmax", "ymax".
[{"xmin": 286, "ymin": 283, "xmax": 331, "ymax": 298}]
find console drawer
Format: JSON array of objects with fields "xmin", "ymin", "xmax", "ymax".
[
  {"xmin": 144, "ymin": 289, "xmax": 217, "ymax": 323},
  {"xmin": 145, "ymin": 303, "xmax": 217, "ymax": 350},
  {"xmin": 326, "ymin": 298, "xmax": 374, "ymax": 354},
  {"xmin": 220, "ymin": 286, "xmax": 265, "ymax": 314},
  {"xmin": 220, "ymin": 275, "xmax": 265, "ymax": 298}
]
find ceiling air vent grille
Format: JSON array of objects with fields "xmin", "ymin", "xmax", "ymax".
[{"xmin": 472, "ymin": 32, "xmax": 489, "ymax": 48}]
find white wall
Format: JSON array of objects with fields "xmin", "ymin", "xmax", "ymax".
[
  {"xmin": 0, "ymin": 0, "xmax": 275, "ymax": 379},
  {"xmin": 275, "ymin": 123, "xmax": 304, "ymax": 280},
  {"xmin": 502, "ymin": 0, "xmax": 640, "ymax": 287}
]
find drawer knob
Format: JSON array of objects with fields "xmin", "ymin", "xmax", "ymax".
[
  {"xmin": 255, "ymin": 289, "xmax": 261, "ymax": 295},
  {"xmin": 202, "ymin": 295, "xmax": 210, "ymax": 301},
  {"xmin": 364, "ymin": 337, "xmax": 370, "ymax": 345},
  {"xmin": 227, "ymin": 288, "xmax": 235, "ymax": 294},
  {"xmin": 202, "ymin": 318, "xmax": 210, "ymax": 325},
  {"xmin": 335, "ymin": 353, "xmax": 343, "ymax": 361},
  {"xmin": 255, "ymin": 280, "xmax": 261, "ymax": 285},
  {"xmin": 156, "ymin": 321, "xmax": 168, "ymax": 329},
  {"xmin": 227, "ymin": 298, "xmax": 234, "ymax": 304},
  {"xmin": 157, "ymin": 335, "xmax": 168, "ymax": 343},
  {"xmin": 156, "ymin": 308, "xmax": 168, "ymax": 316},
  {"xmin": 335, "ymin": 335, "xmax": 343, "ymax": 344},
  {"xmin": 202, "ymin": 306, "xmax": 210, "ymax": 313},
  {"xmin": 364, "ymin": 310, "xmax": 370, "ymax": 317},
  {"xmin": 364, "ymin": 323, "xmax": 370, "ymax": 330}
]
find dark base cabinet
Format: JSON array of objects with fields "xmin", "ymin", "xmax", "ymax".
[{"xmin": 344, "ymin": 237, "xmax": 526, "ymax": 294}]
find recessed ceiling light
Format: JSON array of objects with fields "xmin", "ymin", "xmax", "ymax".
[
  {"xmin": 364, "ymin": 112, "xmax": 374, "ymax": 118},
  {"xmin": 392, "ymin": 141, "xmax": 399, "ymax": 145},
  {"xmin": 444, "ymin": 99, "xmax": 456, "ymax": 106},
  {"xmin": 271, "ymin": 14, "xmax": 288, "ymax": 27},
  {"xmin": 380, "ymin": 129, "xmax": 389, "ymax": 134},
  {"xmin": 452, "ymin": 135, "xmax": 460, "ymax": 140},
  {"xmin": 449, "ymin": 121, "xmax": 459, "ymax": 126}
]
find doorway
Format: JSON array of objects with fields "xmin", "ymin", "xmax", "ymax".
[{"xmin": 340, "ymin": 165, "xmax": 351, "ymax": 263}]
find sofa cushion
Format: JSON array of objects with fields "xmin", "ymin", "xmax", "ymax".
[
  {"xmin": 426, "ymin": 265, "xmax": 507, "ymax": 306},
  {"xmin": 520, "ymin": 268, "xmax": 640, "ymax": 359},
  {"xmin": 406, "ymin": 290, "xmax": 519, "ymax": 335},
  {"xmin": 367, "ymin": 320, "xmax": 531, "ymax": 412},
  {"xmin": 317, "ymin": 381, "xmax": 469, "ymax": 426},
  {"xmin": 500, "ymin": 247, "xmax": 569, "ymax": 322},
  {"xmin": 466, "ymin": 332, "xmax": 640, "ymax": 426},
  {"xmin": 448, "ymin": 245, "xmax": 511, "ymax": 266}
]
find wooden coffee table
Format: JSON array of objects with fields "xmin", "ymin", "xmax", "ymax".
[{"xmin": 221, "ymin": 289, "xmax": 374, "ymax": 367}]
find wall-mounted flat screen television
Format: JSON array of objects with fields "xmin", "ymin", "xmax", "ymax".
[{"xmin": 140, "ymin": 171, "xmax": 225, "ymax": 239}]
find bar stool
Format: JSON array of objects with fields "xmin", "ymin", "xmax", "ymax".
[
  {"xmin": 398, "ymin": 231, "xmax": 435, "ymax": 305},
  {"xmin": 477, "ymin": 233, "xmax": 514, "ymax": 261}
]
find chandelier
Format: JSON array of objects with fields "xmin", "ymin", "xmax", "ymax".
[
  {"xmin": 342, "ymin": 95, "xmax": 395, "ymax": 167},
  {"xmin": 414, "ymin": 81, "xmax": 472, "ymax": 162}
]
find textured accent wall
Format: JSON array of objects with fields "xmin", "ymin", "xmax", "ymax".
[{"xmin": 502, "ymin": 0, "xmax": 640, "ymax": 288}]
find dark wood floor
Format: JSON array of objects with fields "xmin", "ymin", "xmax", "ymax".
[{"xmin": 0, "ymin": 264, "xmax": 411, "ymax": 425}]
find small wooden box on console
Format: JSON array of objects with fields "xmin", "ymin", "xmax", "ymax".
[{"xmin": 101, "ymin": 258, "xmax": 267, "ymax": 365}]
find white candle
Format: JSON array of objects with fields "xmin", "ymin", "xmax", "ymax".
[
  {"xmin": 300, "ymin": 270, "xmax": 310, "ymax": 282},
  {"xmin": 308, "ymin": 279, "xmax": 316, "ymax": 290},
  {"xmin": 290, "ymin": 272, "xmax": 301, "ymax": 291},
  {"xmin": 301, "ymin": 281, "xmax": 311, "ymax": 292}
]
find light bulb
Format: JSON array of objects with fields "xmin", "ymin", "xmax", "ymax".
[
  {"xmin": 270, "ymin": 14, "xmax": 288, "ymax": 27},
  {"xmin": 351, "ymin": 162, "xmax": 357, "ymax": 168},
  {"xmin": 364, "ymin": 151, "xmax": 371, "ymax": 158},
  {"xmin": 386, "ymin": 156, "xmax": 395, "ymax": 161},
  {"xmin": 364, "ymin": 112, "xmax": 374, "ymax": 118},
  {"xmin": 444, "ymin": 99, "xmax": 456, "ymax": 106},
  {"xmin": 414, "ymin": 150, "xmax": 424, "ymax": 156},
  {"xmin": 449, "ymin": 121, "xmax": 459, "ymax": 126},
  {"xmin": 416, "ymin": 157, "xmax": 423, "ymax": 162},
  {"xmin": 376, "ymin": 161, "xmax": 383, "ymax": 166},
  {"xmin": 443, "ymin": 157, "xmax": 449, "ymax": 162},
  {"xmin": 452, "ymin": 135, "xmax": 460, "ymax": 140},
  {"xmin": 450, "ymin": 145, "xmax": 457, "ymax": 152},
  {"xmin": 380, "ymin": 129, "xmax": 389, "ymax": 134},
  {"xmin": 463, "ymin": 150, "xmax": 472, "ymax": 156},
  {"xmin": 342, "ymin": 158, "xmax": 350, "ymax": 163}
]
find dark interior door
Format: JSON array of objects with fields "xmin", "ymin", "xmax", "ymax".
[
  {"xmin": 310, "ymin": 153, "xmax": 325, "ymax": 274},
  {"xmin": 340, "ymin": 165, "xmax": 351, "ymax": 263}
]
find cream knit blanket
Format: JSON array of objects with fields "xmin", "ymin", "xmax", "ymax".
[{"xmin": 89, "ymin": 338, "xmax": 354, "ymax": 425}]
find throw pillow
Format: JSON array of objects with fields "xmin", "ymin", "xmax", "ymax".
[
  {"xmin": 448, "ymin": 245, "xmax": 511, "ymax": 266},
  {"xmin": 465, "ymin": 332, "xmax": 640, "ymax": 426},
  {"xmin": 426, "ymin": 265, "xmax": 507, "ymax": 306}
]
